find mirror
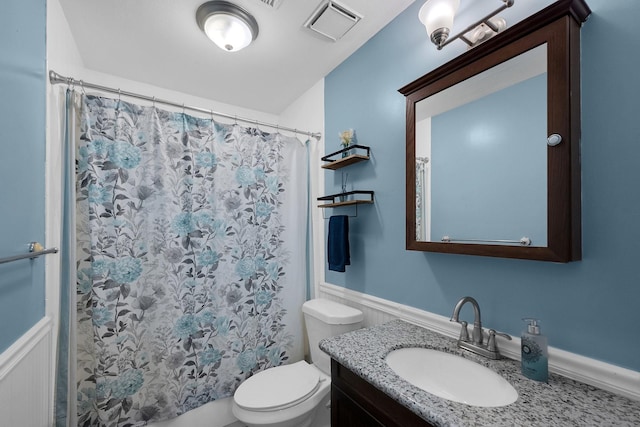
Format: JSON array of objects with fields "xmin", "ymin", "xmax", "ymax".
[
  {"xmin": 400, "ymin": 0, "xmax": 590, "ymax": 262},
  {"xmin": 415, "ymin": 45, "xmax": 548, "ymax": 246}
]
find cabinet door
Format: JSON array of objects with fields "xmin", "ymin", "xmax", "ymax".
[
  {"xmin": 331, "ymin": 360, "xmax": 435, "ymax": 427},
  {"xmin": 332, "ymin": 385, "xmax": 385, "ymax": 427}
]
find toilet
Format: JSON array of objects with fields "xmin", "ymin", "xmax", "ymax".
[{"xmin": 232, "ymin": 298, "xmax": 364, "ymax": 427}]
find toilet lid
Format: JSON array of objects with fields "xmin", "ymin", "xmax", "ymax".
[{"xmin": 234, "ymin": 361, "xmax": 321, "ymax": 411}]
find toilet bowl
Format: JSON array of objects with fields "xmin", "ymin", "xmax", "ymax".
[{"xmin": 232, "ymin": 299, "xmax": 363, "ymax": 427}]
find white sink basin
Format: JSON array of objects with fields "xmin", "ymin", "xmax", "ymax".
[{"xmin": 385, "ymin": 347, "xmax": 518, "ymax": 407}]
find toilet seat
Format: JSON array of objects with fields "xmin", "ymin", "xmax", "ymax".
[{"xmin": 234, "ymin": 361, "xmax": 321, "ymax": 412}]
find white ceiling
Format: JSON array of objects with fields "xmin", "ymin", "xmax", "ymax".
[{"xmin": 58, "ymin": 0, "xmax": 415, "ymax": 114}]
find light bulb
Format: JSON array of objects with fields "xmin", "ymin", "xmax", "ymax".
[
  {"xmin": 203, "ymin": 13, "xmax": 253, "ymax": 52},
  {"xmin": 418, "ymin": 0, "xmax": 460, "ymax": 46}
]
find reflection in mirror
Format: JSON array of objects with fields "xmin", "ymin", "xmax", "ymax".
[{"xmin": 415, "ymin": 44, "xmax": 547, "ymax": 246}]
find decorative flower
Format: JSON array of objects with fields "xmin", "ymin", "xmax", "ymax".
[
  {"xmin": 92, "ymin": 307, "xmax": 112, "ymax": 327},
  {"xmin": 255, "ymin": 201, "xmax": 273, "ymax": 218},
  {"xmin": 95, "ymin": 378, "xmax": 109, "ymax": 399},
  {"xmin": 197, "ymin": 250, "xmax": 220, "ymax": 266},
  {"xmin": 110, "ymin": 257, "xmax": 143, "ymax": 284},
  {"xmin": 88, "ymin": 184, "xmax": 111, "ymax": 204},
  {"xmin": 235, "ymin": 165, "xmax": 256, "ymax": 187},
  {"xmin": 164, "ymin": 247, "xmax": 183, "ymax": 263},
  {"xmin": 267, "ymin": 262, "xmax": 280, "ymax": 280},
  {"xmin": 237, "ymin": 349, "xmax": 257, "ymax": 372},
  {"xmin": 88, "ymin": 138, "xmax": 111, "ymax": 156},
  {"xmin": 235, "ymin": 258, "xmax": 256, "ymax": 279},
  {"xmin": 165, "ymin": 351, "xmax": 186, "ymax": 370},
  {"xmin": 195, "ymin": 211, "xmax": 216, "ymax": 228},
  {"xmin": 200, "ymin": 348, "xmax": 222, "ymax": 366},
  {"xmin": 224, "ymin": 195, "xmax": 242, "ymax": 211},
  {"xmin": 173, "ymin": 314, "xmax": 200, "ymax": 339},
  {"xmin": 171, "ymin": 212, "xmax": 195, "ymax": 236},
  {"xmin": 268, "ymin": 347, "xmax": 282, "ymax": 366},
  {"xmin": 266, "ymin": 176, "xmax": 279, "ymax": 195},
  {"xmin": 339, "ymin": 129, "xmax": 354, "ymax": 148},
  {"xmin": 109, "ymin": 141, "xmax": 142, "ymax": 169},
  {"xmin": 198, "ymin": 310, "xmax": 216, "ymax": 325},
  {"xmin": 255, "ymin": 290, "xmax": 273, "ymax": 306},
  {"xmin": 195, "ymin": 151, "xmax": 218, "ymax": 169},
  {"xmin": 225, "ymin": 287, "xmax": 243, "ymax": 305},
  {"xmin": 92, "ymin": 259, "xmax": 111, "ymax": 277}
]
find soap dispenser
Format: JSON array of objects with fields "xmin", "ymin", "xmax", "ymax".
[{"xmin": 521, "ymin": 318, "xmax": 548, "ymax": 382}]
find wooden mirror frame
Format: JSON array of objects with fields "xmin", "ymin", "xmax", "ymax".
[{"xmin": 399, "ymin": 0, "xmax": 590, "ymax": 262}]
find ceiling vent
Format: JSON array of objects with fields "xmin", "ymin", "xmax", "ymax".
[
  {"xmin": 304, "ymin": 0, "xmax": 362, "ymax": 41},
  {"xmin": 255, "ymin": 0, "xmax": 284, "ymax": 9}
]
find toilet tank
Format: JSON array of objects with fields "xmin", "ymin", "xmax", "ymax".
[{"xmin": 302, "ymin": 299, "xmax": 363, "ymax": 375}]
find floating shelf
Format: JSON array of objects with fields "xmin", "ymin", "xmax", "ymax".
[
  {"xmin": 317, "ymin": 190, "xmax": 375, "ymax": 208},
  {"xmin": 321, "ymin": 145, "xmax": 370, "ymax": 170}
]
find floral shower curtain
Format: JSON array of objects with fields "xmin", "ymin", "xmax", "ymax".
[{"xmin": 73, "ymin": 94, "xmax": 308, "ymax": 426}]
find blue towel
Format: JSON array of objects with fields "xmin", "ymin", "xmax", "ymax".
[{"xmin": 328, "ymin": 215, "xmax": 350, "ymax": 272}]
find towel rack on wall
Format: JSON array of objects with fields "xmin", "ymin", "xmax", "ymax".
[{"xmin": 0, "ymin": 242, "xmax": 59, "ymax": 265}]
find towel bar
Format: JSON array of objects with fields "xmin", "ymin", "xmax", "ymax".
[{"xmin": 0, "ymin": 242, "xmax": 59, "ymax": 265}]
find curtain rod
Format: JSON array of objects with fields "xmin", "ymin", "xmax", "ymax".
[{"xmin": 48, "ymin": 70, "xmax": 322, "ymax": 140}]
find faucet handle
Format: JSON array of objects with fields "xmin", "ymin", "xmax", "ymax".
[
  {"xmin": 486, "ymin": 329, "xmax": 512, "ymax": 353},
  {"xmin": 457, "ymin": 320, "xmax": 469, "ymax": 342}
]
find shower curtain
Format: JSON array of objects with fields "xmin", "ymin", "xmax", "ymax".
[{"xmin": 58, "ymin": 91, "xmax": 309, "ymax": 426}]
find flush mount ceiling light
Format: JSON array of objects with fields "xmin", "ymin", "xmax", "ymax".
[
  {"xmin": 196, "ymin": 1, "xmax": 259, "ymax": 52},
  {"xmin": 419, "ymin": 0, "xmax": 513, "ymax": 50}
]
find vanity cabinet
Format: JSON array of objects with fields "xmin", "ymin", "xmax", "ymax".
[{"xmin": 331, "ymin": 360, "xmax": 434, "ymax": 427}]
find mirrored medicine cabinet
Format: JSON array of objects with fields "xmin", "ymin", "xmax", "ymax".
[{"xmin": 399, "ymin": 0, "xmax": 591, "ymax": 262}]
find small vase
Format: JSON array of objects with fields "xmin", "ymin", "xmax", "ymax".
[{"xmin": 341, "ymin": 145, "xmax": 352, "ymax": 158}]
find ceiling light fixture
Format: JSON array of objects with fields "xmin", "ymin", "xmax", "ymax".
[
  {"xmin": 419, "ymin": 0, "xmax": 513, "ymax": 50},
  {"xmin": 196, "ymin": 1, "xmax": 259, "ymax": 52}
]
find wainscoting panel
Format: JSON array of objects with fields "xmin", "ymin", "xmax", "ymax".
[{"xmin": 0, "ymin": 317, "xmax": 53, "ymax": 427}]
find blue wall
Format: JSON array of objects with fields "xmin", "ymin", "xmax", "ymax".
[
  {"xmin": 0, "ymin": 0, "xmax": 47, "ymax": 352},
  {"xmin": 325, "ymin": 0, "xmax": 640, "ymax": 372}
]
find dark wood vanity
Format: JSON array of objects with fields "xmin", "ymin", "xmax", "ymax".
[{"xmin": 331, "ymin": 360, "xmax": 435, "ymax": 427}]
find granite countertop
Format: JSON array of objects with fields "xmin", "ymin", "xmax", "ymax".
[{"xmin": 319, "ymin": 319, "xmax": 640, "ymax": 427}]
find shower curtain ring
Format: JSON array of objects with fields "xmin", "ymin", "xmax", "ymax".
[
  {"xmin": 80, "ymin": 80, "xmax": 86, "ymax": 95},
  {"xmin": 117, "ymin": 88, "xmax": 121, "ymax": 101},
  {"xmin": 152, "ymin": 96, "xmax": 156, "ymax": 108}
]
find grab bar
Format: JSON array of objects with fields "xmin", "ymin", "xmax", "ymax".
[
  {"xmin": 441, "ymin": 236, "xmax": 532, "ymax": 246},
  {"xmin": 0, "ymin": 242, "xmax": 59, "ymax": 265}
]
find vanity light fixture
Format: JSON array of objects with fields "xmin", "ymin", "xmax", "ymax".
[
  {"xmin": 196, "ymin": 1, "xmax": 259, "ymax": 52},
  {"xmin": 419, "ymin": 0, "xmax": 514, "ymax": 50}
]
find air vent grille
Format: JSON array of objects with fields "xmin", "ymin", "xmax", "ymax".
[
  {"xmin": 304, "ymin": 0, "xmax": 362, "ymax": 41},
  {"xmin": 255, "ymin": 0, "xmax": 284, "ymax": 9}
]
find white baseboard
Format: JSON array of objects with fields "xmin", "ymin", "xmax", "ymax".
[{"xmin": 318, "ymin": 282, "xmax": 640, "ymax": 402}]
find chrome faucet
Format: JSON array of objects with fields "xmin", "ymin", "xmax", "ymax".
[
  {"xmin": 451, "ymin": 296, "xmax": 483, "ymax": 345},
  {"xmin": 450, "ymin": 296, "xmax": 511, "ymax": 359}
]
